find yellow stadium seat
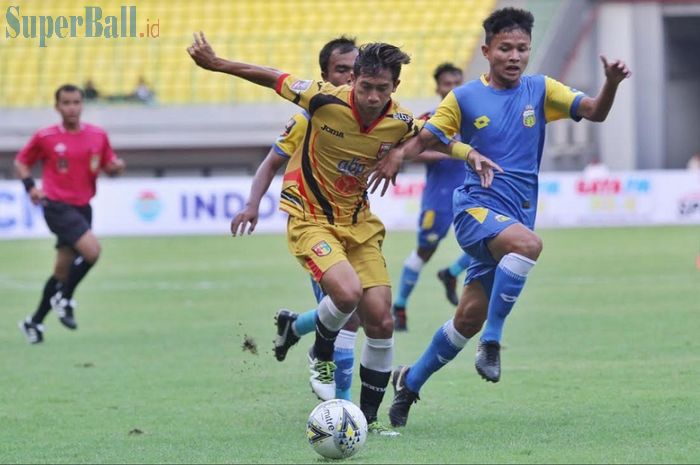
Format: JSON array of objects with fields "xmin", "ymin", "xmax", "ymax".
[{"xmin": 1, "ymin": 0, "xmax": 496, "ymax": 106}]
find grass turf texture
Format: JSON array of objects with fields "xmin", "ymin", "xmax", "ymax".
[{"xmin": 2, "ymin": 226, "xmax": 699, "ymax": 463}]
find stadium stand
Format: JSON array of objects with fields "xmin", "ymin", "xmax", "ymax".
[{"xmin": 1, "ymin": 0, "xmax": 496, "ymax": 106}]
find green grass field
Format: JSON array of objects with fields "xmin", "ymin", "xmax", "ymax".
[{"xmin": 2, "ymin": 226, "xmax": 699, "ymax": 464}]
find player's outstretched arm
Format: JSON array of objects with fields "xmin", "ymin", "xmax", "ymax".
[
  {"xmin": 187, "ymin": 32, "xmax": 282, "ymax": 89},
  {"xmin": 231, "ymin": 150, "xmax": 287, "ymax": 236},
  {"xmin": 577, "ymin": 55, "xmax": 632, "ymax": 122},
  {"xmin": 368, "ymin": 129, "xmax": 502, "ymax": 194},
  {"xmin": 368, "ymin": 130, "xmax": 433, "ymax": 195}
]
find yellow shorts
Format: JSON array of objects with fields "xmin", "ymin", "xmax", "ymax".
[{"xmin": 287, "ymin": 214, "xmax": 390, "ymax": 289}]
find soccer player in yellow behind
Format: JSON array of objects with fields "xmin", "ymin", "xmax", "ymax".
[
  {"xmin": 230, "ymin": 36, "xmax": 362, "ymax": 402},
  {"xmin": 188, "ymin": 32, "xmax": 497, "ymax": 434}
]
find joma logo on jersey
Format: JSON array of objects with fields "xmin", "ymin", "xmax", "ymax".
[
  {"xmin": 320, "ymin": 124, "xmax": 344, "ymax": 138},
  {"xmin": 337, "ymin": 157, "xmax": 366, "ymax": 176}
]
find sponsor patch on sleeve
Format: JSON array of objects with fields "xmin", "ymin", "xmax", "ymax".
[{"xmin": 290, "ymin": 79, "xmax": 313, "ymax": 93}]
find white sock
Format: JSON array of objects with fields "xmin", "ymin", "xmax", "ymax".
[
  {"xmin": 499, "ymin": 253, "xmax": 536, "ymax": 277},
  {"xmin": 443, "ymin": 319, "xmax": 469, "ymax": 349},
  {"xmin": 317, "ymin": 296, "xmax": 354, "ymax": 332},
  {"xmin": 335, "ymin": 329, "xmax": 357, "ymax": 351},
  {"xmin": 404, "ymin": 250, "xmax": 425, "ymax": 272},
  {"xmin": 360, "ymin": 337, "xmax": 394, "ymax": 372}
]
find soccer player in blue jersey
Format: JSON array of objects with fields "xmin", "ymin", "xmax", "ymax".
[
  {"xmin": 367, "ymin": 7, "xmax": 631, "ymax": 426},
  {"xmin": 229, "ymin": 37, "xmax": 361, "ymax": 401},
  {"xmin": 393, "ymin": 63, "xmax": 471, "ymax": 331}
]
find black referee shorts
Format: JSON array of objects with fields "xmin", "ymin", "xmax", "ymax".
[{"xmin": 42, "ymin": 199, "xmax": 93, "ymax": 249}]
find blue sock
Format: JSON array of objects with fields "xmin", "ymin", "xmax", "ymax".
[
  {"xmin": 292, "ymin": 309, "xmax": 317, "ymax": 336},
  {"xmin": 394, "ymin": 266, "xmax": 419, "ymax": 308},
  {"xmin": 405, "ymin": 320, "xmax": 468, "ymax": 393},
  {"xmin": 309, "ymin": 277, "xmax": 325, "ymax": 304},
  {"xmin": 481, "ymin": 253, "xmax": 535, "ymax": 343},
  {"xmin": 334, "ymin": 348, "xmax": 354, "ymax": 400},
  {"xmin": 395, "ymin": 251, "xmax": 424, "ymax": 308},
  {"xmin": 448, "ymin": 254, "xmax": 471, "ymax": 277}
]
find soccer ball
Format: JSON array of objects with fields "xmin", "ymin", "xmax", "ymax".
[{"xmin": 306, "ymin": 399, "xmax": 368, "ymax": 459}]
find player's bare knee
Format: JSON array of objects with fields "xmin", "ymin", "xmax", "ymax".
[
  {"xmin": 84, "ymin": 248, "xmax": 100, "ymax": 264},
  {"xmin": 453, "ymin": 311, "xmax": 484, "ymax": 338},
  {"xmin": 364, "ymin": 313, "xmax": 394, "ymax": 339},
  {"xmin": 509, "ymin": 234, "xmax": 543, "ymax": 260},
  {"xmin": 330, "ymin": 285, "xmax": 363, "ymax": 313}
]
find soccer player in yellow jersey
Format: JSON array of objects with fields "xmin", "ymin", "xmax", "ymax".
[
  {"xmin": 188, "ymin": 33, "xmax": 489, "ymax": 434},
  {"xmin": 230, "ymin": 36, "xmax": 362, "ymax": 401}
]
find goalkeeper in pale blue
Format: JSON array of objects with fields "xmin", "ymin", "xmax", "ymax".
[{"xmin": 365, "ymin": 7, "xmax": 632, "ymax": 427}]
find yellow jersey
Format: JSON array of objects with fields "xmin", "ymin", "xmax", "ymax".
[{"xmin": 275, "ymin": 73, "xmax": 419, "ymax": 225}]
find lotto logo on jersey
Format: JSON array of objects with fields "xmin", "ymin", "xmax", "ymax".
[
  {"xmin": 290, "ymin": 80, "xmax": 312, "ymax": 93},
  {"xmin": 311, "ymin": 241, "xmax": 332, "ymax": 257},
  {"xmin": 522, "ymin": 105, "xmax": 536, "ymax": 128},
  {"xmin": 474, "ymin": 115, "xmax": 490, "ymax": 129}
]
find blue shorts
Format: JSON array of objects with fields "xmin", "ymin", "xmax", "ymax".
[
  {"xmin": 453, "ymin": 199, "xmax": 519, "ymax": 285},
  {"xmin": 416, "ymin": 208, "xmax": 453, "ymax": 249}
]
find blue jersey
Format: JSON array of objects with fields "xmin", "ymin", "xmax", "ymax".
[
  {"xmin": 425, "ymin": 74, "xmax": 585, "ymax": 228},
  {"xmin": 422, "ymin": 158, "xmax": 466, "ymax": 212},
  {"xmin": 419, "ymin": 110, "xmax": 465, "ymax": 212}
]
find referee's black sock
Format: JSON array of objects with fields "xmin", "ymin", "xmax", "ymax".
[
  {"xmin": 31, "ymin": 276, "xmax": 62, "ymax": 324},
  {"xmin": 62, "ymin": 256, "xmax": 94, "ymax": 299}
]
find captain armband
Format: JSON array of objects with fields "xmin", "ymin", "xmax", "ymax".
[
  {"xmin": 21, "ymin": 177, "xmax": 36, "ymax": 193},
  {"xmin": 449, "ymin": 142, "xmax": 474, "ymax": 161}
]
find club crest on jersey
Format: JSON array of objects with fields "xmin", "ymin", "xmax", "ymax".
[
  {"xmin": 376, "ymin": 142, "xmax": 393, "ymax": 160},
  {"xmin": 311, "ymin": 241, "xmax": 332, "ymax": 257},
  {"xmin": 290, "ymin": 79, "xmax": 312, "ymax": 94},
  {"xmin": 89, "ymin": 153, "xmax": 101, "ymax": 173},
  {"xmin": 522, "ymin": 105, "xmax": 536, "ymax": 128}
]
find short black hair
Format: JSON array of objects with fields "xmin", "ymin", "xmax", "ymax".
[
  {"xmin": 353, "ymin": 43, "xmax": 411, "ymax": 81},
  {"xmin": 433, "ymin": 62, "xmax": 463, "ymax": 84},
  {"xmin": 318, "ymin": 35, "xmax": 357, "ymax": 74},
  {"xmin": 55, "ymin": 84, "xmax": 84, "ymax": 103},
  {"xmin": 482, "ymin": 7, "xmax": 535, "ymax": 44}
]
